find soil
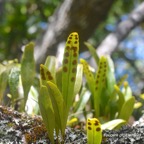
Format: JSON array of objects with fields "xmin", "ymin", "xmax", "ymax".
[{"xmin": 0, "ymin": 106, "xmax": 144, "ymax": 144}]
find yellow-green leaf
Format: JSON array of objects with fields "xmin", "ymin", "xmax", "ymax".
[
  {"xmin": 46, "ymin": 81, "xmax": 65, "ymax": 136},
  {"xmin": 87, "ymin": 118, "xmax": 102, "ymax": 144},
  {"xmin": 134, "ymin": 102, "xmax": 142, "ymax": 109},
  {"xmin": 62, "ymin": 32, "xmax": 79, "ymax": 111},
  {"xmin": 80, "ymin": 59, "xmax": 95, "ymax": 94},
  {"xmin": 94, "ymin": 56, "xmax": 108, "ymax": 117},
  {"xmin": 38, "ymin": 86, "xmax": 55, "ymax": 144},
  {"xmin": 102, "ymin": 119, "xmax": 126, "ymax": 130},
  {"xmin": 118, "ymin": 97, "xmax": 135, "ymax": 121},
  {"xmin": 67, "ymin": 118, "xmax": 78, "ymax": 127},
  {"xmin": 106, "ymin": 56, "xmax": 116, "ymax": 95},
  {"xmin": 74, "ymin": 64, "xmax": 83, "ymax": 96},
  {"xmin": 8, "ymin": 67, "xmax": 20, "ymax": 103},
  {"xmin": 84, "ymin": 42, "xmax": 99, "ymax": 64},
  {"xmin": 122, "ymin": 81, "xmax": 132, "ymax": 101},
  {"xmin": 21, "ymin": 42, "xmax": 35, "ymax": 108},
  {"xmin": 117, "ymin": 74, "xmax": 128, "ymax": 87},
  {"xmin": 74, "ymin": 87, "xmax": 91, "ymax": 113},
  {"xmin": 44, "ymin": 56, "xmax": 56, "ymax": 81},
  {"xmin": 114, "ymin": 85, "xmax": 125, "ymax": 112},
  {"xmin": 56, "ymin": 67, "xmax": 62, "ymax": 92},
  {"xmin": 0, "ymin": 69, "xmax": 8, "ymax": 103},
  {"xmin": 40, "ymin": 64, "xmax": 55, "ymax": 85}
]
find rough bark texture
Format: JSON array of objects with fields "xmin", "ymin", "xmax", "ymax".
[
  {"xmin": 96, "ymin": 2, "xmax": 144, "ymax": 57},
  {"xmin": 0, "ymin": 106, "xmax": 87, "ymax": 143},
  {"xmin": 1, "ymin": 105, "xmax": 144, "ymax": 143},
  {"xmin": 34, "ymin": 0, "xmax": 116, "ymax": 67}
]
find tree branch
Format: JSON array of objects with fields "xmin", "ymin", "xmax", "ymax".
[
  {"xmin": 34, "ymin": 0, "xmax": 116, "ymax": 67},
  {"xmin": 97, "ymin": 2, "xmax": 144, "ymax": 56}
]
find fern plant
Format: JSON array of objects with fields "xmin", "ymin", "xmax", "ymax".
[
  {"xmin": 0, "ymin": 32, "xmax": 138, "ymax": 143},
  {"xmin": 38, "ymin": 32, "xmax": 83, "ymax": 143},
  {"xmin": 0, "ymin": 43, "xmax": 37, "ymax": 112},
  {"xmin": 80, "ymin": 42, "xmax": 135, "ymax": 123},
  {"xmin": 0, "ymin": 59, "xmax": 20, "ymax": 104}
]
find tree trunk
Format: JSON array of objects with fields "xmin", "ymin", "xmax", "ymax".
[{"xmin": 34, "ymin": 0, "xmax": 116, "ymax": 68}]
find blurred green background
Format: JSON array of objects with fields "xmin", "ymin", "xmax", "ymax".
[{"xmin": 0, "ymin": 0, "xmax": 144, "ymax": 97}]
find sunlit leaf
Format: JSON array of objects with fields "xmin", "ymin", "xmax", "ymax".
[
  {"xmin": 38, "ymin": 86, "xmax": 55, "ymax": 144},
  {"xmin": 21, "ymin": 42, "xmax": 35, "ymax": 108},
  {"xmin": 118, "ymin": 97, "xmax": 135, "ymax": 121},
  {"xmin": 74, "ymin": 64, "xmax": 83, "ymax": 96},
  {"xmin": 102, "ymin": 119, "xmax": 126, "ymax": 130},
  {"xmin": 62, "ymin": 32, "xmax": 79, "ymax": 113},
  {"xmin": 56, "ymin": 67, "xmax": 62, "ymax": 92},
  {"xmin": 67, "ymin": 118, "xmax": 78, "ymax": 126},
  {"xmin": 84, "ymin": 42, "xmax": 99, "ymax": 64},
  {"xmin": 122, "ymin": 81, "xmax": 132, "ymax": 101},
  {"xmin": 117, "ymin": 74, "xmax": 128, "ymax": 88},
  {"xmin": 106, "ymin": 56, "xmax": 116, "ymax": 95},
  {"xmin": 44, "ymin": 56, "xmax": 56, "ymax": 81},
  {"xmin": 46, "ymin": 81, "xmax": 65, "ymax": 136},
  {"xmin": 80, "ymin": 59, "xmax": 95, "ymax": 94},
  {"xmin": 74, "ymin": 87, "xmax": 91, "ymax": 113},
  {"xmin": 0, "ymin": 70, "xmax": 8, "ymax": 103},
  {"xmin": 40, "ymin": 64, "xmax": 55, "ymax": 85},
  {"xmin": 0, "ymin": 64, "xmax": 6, "ymax": 74},
  {"xmin": 87, "ymin": 118, "xmax": 102, "ymax": 144},
  {"xmin": 140, "ymin": 94, "xmax": 144, "ymax": 99},
  {"xmin": 8, "ymin": 67, "xmax": 20, "ymax": 104},
  {"xmin": 94, "ymin": 56, "xmax": 108, "ymax": 117},
  {"xmin": 114, "ymin": 85, "xmax": 125, "ymax": 112},
  {"xmin": 107, "ymin": 74, "xmax": 128, "ymax": 119},
  {"xmin": 105, "ymin": 57, "xmax": 117, "ymax": 118},
  {"xmin": 134, "ymin": 102, "xmax": 142, "ymax": 109}
]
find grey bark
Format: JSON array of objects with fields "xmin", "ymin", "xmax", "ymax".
[
  {"xmin": 34, "ymin": 0, "xmax": 116, "ymax": 67},
  {"xmin": 97, "ymin": 2, "xmax": 144, "ymax": 56}
]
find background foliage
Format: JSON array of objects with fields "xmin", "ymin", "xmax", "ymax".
[
  {"xmin": 0, "ymin": 0, "xmax": 61, "ymax": 60},
  {"xmin": 0, "ymin": 0, "xmax": 144, "ymax": 119}
]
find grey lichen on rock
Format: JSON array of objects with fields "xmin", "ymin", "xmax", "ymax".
[
  {"xmin": 0, "ymin": 106, "xmax": 50, "ymax": 143},
  {"xmin": 0, "ymin": 106, "xmax": 87, "ymax": 144},
  {"xmin": 1, "ymin": 106, "xmax": 144, "ymax": 144}
]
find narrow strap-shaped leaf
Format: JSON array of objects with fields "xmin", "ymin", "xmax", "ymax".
[
  {"xmin": 87, "ymin": 118, "xmax": 102, "ymax": 144},
  {"xmin": 8, "ymin": 67, "xmax": 20, "ymax": 104},
  {"xmin": 40, "ymin": 64, "xmax": 55, "ymax": 85},
  {"xmin": 74, "ymin": 64, "xmax": 83, "ymax": 96},
  {"xmin": 0, "ymin": 69, "xmax": 8, "ymax": 103},
  {"xmin": 56, "ymin": 67, "xmax": 62, "ymax": 92},
  {"xmin": 44, "ymin": 56, "xmax": 56, "ymax": 82},
  {"xmin": 94, "ymin": 56, "xmax": 108, "ymax": 117},
  {"xmin": 21, "ymin": 42, "xmax": 35, "ymax": 108},
  {"xmin": 46, "ymin": 81, "xmax": 65, "ymax": 136},
  {"xmin": 80, "ymin": 59, "xmax": 95, "ymax": 94},
  {"xmin": 38, "ymin": 86, "xmax": 55, "ymax": 144},
  {"xmin": 118, "ymin": 97, "xmax": 135, "ymax": 121},
  {"xmin": 105, "ymin": 56, "xmax": 116, "ymax": 95},
  {"xmin": 74, "ymin": 87, "xmax": 91, "ymax": 113},
  {"xmin": 0, "ymin": 63, "xmax": 6, "ymax": 74},
  {"xmin": 122, "ymin": 81, "xmax": 132, "ymax": 101},
  {"xmin": 117, "ymin": 74, "xmax": 128, "ymax": 87},
  {"xmin": 114, "ymin": 85, "xmax": 125, "ymax": 112},
  {"xmin": 100, "ymin": 56, "xmax": 114, "ymax": 112},
  {"xmin": 62, "ymin": 32, "xmax": 79, "ymax": 110},
  {"xmin": 84, "ymin": 42, "xmax": 99, "ymax": 64},
  {"xmin": 102, "ymin": 119, "xmax": 126, "ymax": 130}
]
